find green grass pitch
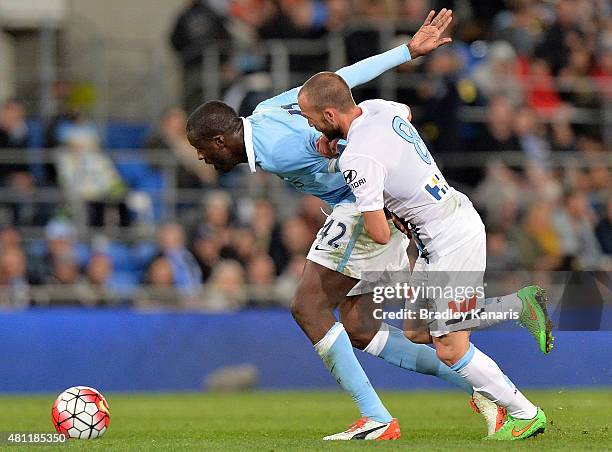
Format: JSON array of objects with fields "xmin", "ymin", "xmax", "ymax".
[{"xmin": 0, "ymin": 390, "xmax": 610, "ymax": 450}]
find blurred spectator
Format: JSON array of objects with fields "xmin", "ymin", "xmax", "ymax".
[
  {"xmin": 157, "ymin": 223, "xmax": 202, "ymax": 295},
  {"xmin": 472, "ymin": 41, "xmax": 522, "ymax": 101},
  {"xmin": 549, "ymin": 106, "xmax": 576, "ymax": 151},
  {"xmin": 558, "ymin": 48, "xmax": 599, "ymax": 109},
  {"xmin": 473, "ymin": 161, "xmax": 521, "ymax": 231},
  {"xmin": 246, "ymin": 253, "xmax": 278, "ymax": 305},
  {"xmin": 191, "ymin": 228, "xmax": 221, "ymax": 283},
  {"xmin": 202, "ymin": 191, "xmax": 232, "ymax": 234},
  {"xmin": 140, "ymin": 256, "xmax": 180, "ymax": 308},
  {"xmin": 0, "ymin": 100, "xmax": 41, "ymax": 225},
  {"xmin": 0, "ymin": 99, "xmax": 29, "ymax": 151},
  {"xmin": 247, "ymin": 253, "xmax": 276, "ymax": 286},
  {"xmin": 144, "ymin": 107, "xmax": 217, "ymax": 187},
  {"xmin": 55, "ymin": 126, "xmax": 128, "ymax": 226},
  {"xmin": 281, "ymin": 216, "xmax": 313, "ymax": 258},
  {"xmin": 535, "ymin": 0, "xmax": 582, "ymax": 76},
  {"xmin": 250, "ymin": 199, "xmax": 288, "ymax": 273},
  {"xmin": 415, "ymin": 47, "xmax": 463, "ymax": 158},
  {"xmin": 170, "ymin": 0, "xmax": 230, "ymax": 112},
  {"xmin": 0, "ymin": 226, "xmax": 21, "ymax": 251},
  {"xmin": 514, "ymin": 201, "xmax": 566, "ymax": 271},
  {"xmin": 227, "ymin": 227, "xmax": 258, "ymax": 265},
  {"xmin": 553, "ymin": 191, "xmax": 604, "ymax": 270},
  {"xmin": 46, "ymin": 251, "xmax": 81, "ymax": 286},
  {"xmin": 475, "ymin": 96, "xmax": 520, "ymax": 152},
  {"xmin": 514, "ymin": 106, "xmax": 550, "ymax": 163},
  {"xmin": 0, "ymin": 245, "xmax": 29, "ymax": 307},
  {"xmin": 524, "ymin": 163, "xmax": 562, "ymax": 204},
  {"xmin": 84, "ymin": 253, "xmax": 125, "ymax": 305},
  {"xmin": 276, "ymin": 255, "xmax": 306, "ymax": 302},
  {"xmin": 43, "ymin": 80, "xmax": 77, "ymax": 150},
  {"xmin": 148, "ymin": 256, "xmax": 175, "ymax": 287},
  {"xmin": 28, "ymin": 219, "xmax": 80, "ymax": 285},
  {"xmin": 486, "ymin": 228, "xmax": 519, "ymax": 272},
  {"xmin": 491, "ymin": 0, "xmax": 543, "ymax": 57},
  {"xmin": 204, "ymin": 259, "xmax": 245, "ymax": 311},
  {"xmin": 523, "ymin": 58, "xmax": 562, "ymax": 115}
]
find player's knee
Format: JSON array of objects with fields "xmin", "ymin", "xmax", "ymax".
[
  {"xmin": 435, "ymin": 343, "xmax": 463, "ymax": 367},
  {"xmin": 343, "ymin": 324, "xmax": 374, "ymax": 350},
  {"xmin": 290, "ymin": 288, "xmax": 319, "ymax": 328},
  {"xmin": 290, "ymin": 297, "xmax": 306, "ymax": 325},
  {"xmin": 404, "ymin": 329, "xmax": 431, "ymax": 344}
]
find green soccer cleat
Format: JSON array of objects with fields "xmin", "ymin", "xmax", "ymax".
[
  {"xmin": 517, "ymin": 285, "xmax": 554, "ymax": 354},
  {"xmin": 486, "ymin": 407, "xmax": 547, "ymax": 440}
]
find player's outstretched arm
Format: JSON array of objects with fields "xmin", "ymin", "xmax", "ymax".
[{"xmin": 336, "ymin": 8, "xmax": 453, "ymax": 89}]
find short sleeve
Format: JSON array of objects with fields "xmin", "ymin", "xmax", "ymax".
[{"xmin": 339, "ymin": 153, "xmax": 386, "ymax": 212}]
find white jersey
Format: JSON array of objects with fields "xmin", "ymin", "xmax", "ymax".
[{"xmin": 338, "ymin": 99, "xmax": 484, "ymax": 262}]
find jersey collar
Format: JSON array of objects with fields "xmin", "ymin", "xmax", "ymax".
[
  {"xmin": 347, "ymin": 103, "xmax": 369, "ymax": 142},
  {"xmin": 241, "ymin": 117, "xmax": 256, "ymax": 173}
]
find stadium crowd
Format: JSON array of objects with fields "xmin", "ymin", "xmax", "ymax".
[{"xmin": 0, "ymin": 0, "xmax": 610, "ymax": 308}]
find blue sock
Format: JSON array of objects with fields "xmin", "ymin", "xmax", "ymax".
[
  {"xmin": 365, "ymin": 323, "xmax": 473, "ymax": 394},
  {"xmin": 314, "ymin": 322, "xmax": 392, "ymax": 423}
]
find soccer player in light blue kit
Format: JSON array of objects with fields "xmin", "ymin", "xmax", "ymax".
[{"xmin": 187, "ymin": 9, "xmax": 504, "ymax": 440}]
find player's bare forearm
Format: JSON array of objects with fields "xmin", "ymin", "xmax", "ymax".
[{"xmin": 363, "ymin": 210, "xmax": 391, "ymax": 244}]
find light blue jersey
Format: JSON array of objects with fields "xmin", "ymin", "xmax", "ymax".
[{"xmin": 242, "ymin": 44, "xmax": 412, "ymax": 206}]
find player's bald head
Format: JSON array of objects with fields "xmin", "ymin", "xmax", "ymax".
[{"xmin": 298, "ymin": 72, "xmax": 355, "ymax": 113}]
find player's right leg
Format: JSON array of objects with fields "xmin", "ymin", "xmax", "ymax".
[
  {"xmin": 434, "ymin": 332, "xmax": 545, "ymax": 440},
  {"xmin": 291, "ymin": 260, "xmax": 399, "ymax": 440},
  {"xmin": 425, "ymin": 232, "xmax": 546, "ymax": 439}
]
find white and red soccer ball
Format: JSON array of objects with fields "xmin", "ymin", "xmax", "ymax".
[{"xmin": 51, "ymin": 386, "xmax": 110, "ymax": 439}]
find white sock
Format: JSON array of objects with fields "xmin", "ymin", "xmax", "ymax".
[
  {"xmin": 477, "ymin": 293, "xmax": 523, "ymax": 329},
  {"xmin": 451, "ymin": 344, "xmax": 537, "ymax": 419}
]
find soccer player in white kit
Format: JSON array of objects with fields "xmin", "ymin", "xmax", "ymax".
[{"xmin": 297, "ymin": 73, "xmax": 551, "ymax": 440}]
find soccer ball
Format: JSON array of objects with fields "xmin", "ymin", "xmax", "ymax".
[{"xmin": 51, "ymin": 386, "xmax": 110, "ymax": 439}]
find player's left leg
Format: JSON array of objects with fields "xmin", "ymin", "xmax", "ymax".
[{"xmin": 291, "ymin": 261, "xmax": 399, "ymax": 440}]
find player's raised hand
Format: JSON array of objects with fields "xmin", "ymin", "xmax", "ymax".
[
  {"xmin": 316, "ymin": 135, "xmax": 340, "ymax": 158},
  {"xmin": 407, "ymin": 9, "xmax": 453, "ymax": 59}
]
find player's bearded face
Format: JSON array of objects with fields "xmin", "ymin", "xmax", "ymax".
[{"xmin": 317, "ymin": 117, "xmax": 343, "ymax": 141}]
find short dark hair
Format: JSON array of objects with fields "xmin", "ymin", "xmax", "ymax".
[
  {"xmin": 298, "ymin": 72, "xmax": 355, "ymax": 112},
  {"xmin": 186, "ymin": 100, "xmax": 241, "ymax": 143}
]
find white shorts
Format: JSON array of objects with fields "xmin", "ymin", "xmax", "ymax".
[
  {"xmin": 407, "ymin": 229, "xmax": 486, "ymax": 337},
  {"xmin": 306, "ymin": 203, "xmax": 410, "ymax": 295}
]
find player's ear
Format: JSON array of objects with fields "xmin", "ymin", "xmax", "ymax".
[
  {"xmin": 323, "ymin": 108, "xmax": 335, "ymax": 123},
  {"xmin": 213, "ymin": 134, "xmax": 225, "ymax": 148}
]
